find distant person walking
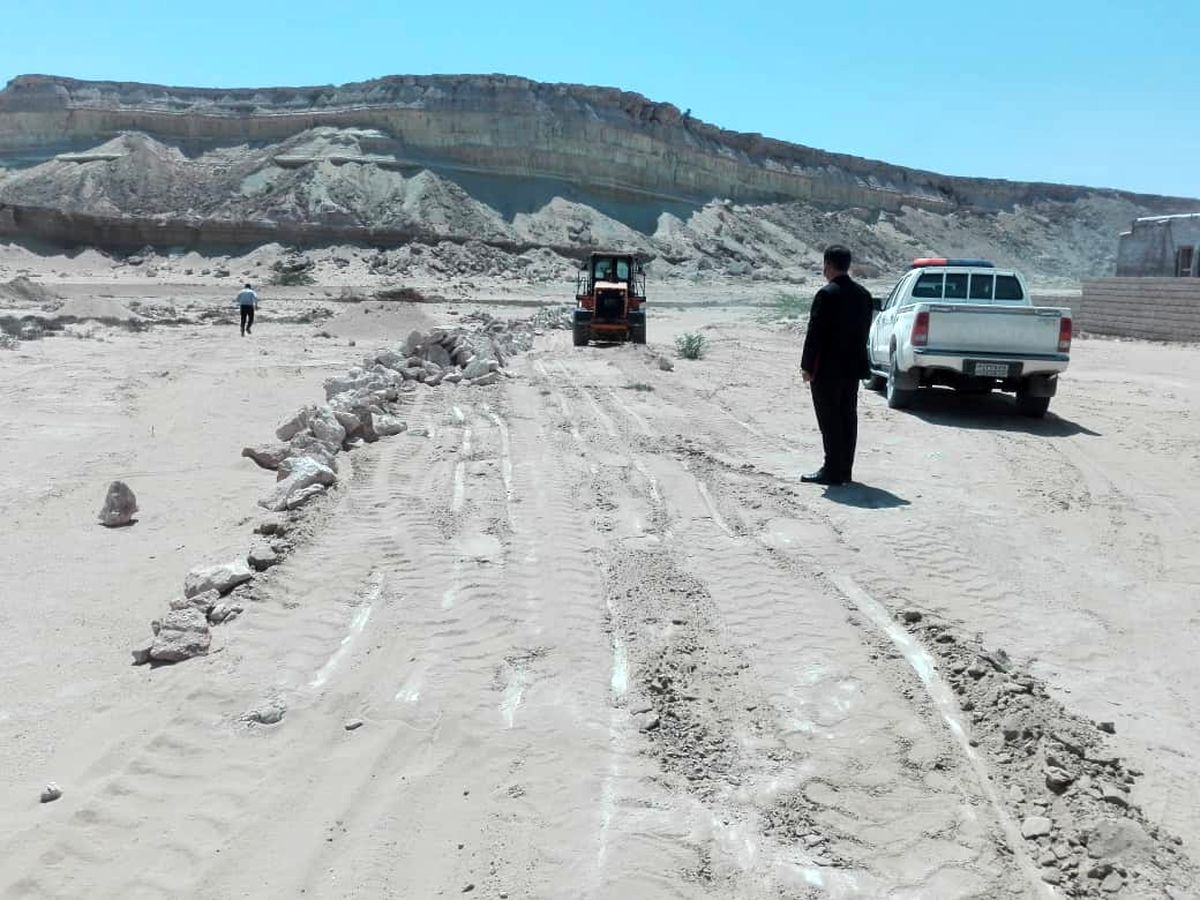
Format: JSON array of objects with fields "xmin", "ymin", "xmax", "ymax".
[
  {"xmin": 237, "ymin": 283, "xmax": 258, "ymax": 336},
  {"xmin": 799, "ymin": 245, "xmax": 874, "ymax": 485}
]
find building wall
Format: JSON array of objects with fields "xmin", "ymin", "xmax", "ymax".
[
  {"xmin": 1079, "ymin": 278, "xmax": 1200, "ymax": 341},
  {"xmin": 1116, "ymin": 218, "xmax": 1200, "ymax": 276}
]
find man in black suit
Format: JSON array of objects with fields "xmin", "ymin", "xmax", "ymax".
[{"xmin": 800, "ymin": 245, "xmax": 874, "ymax": 485}]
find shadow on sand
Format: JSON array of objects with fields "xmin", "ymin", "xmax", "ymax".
[
  {"xmin": 895, "ymin": 388, "xmax": 1101, "ymax": 437},
  {"xmin": 821, "ymin": 482, "xmax": 911, "ymax": 509}
]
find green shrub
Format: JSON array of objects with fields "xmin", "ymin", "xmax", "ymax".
[
  {"xmin": 270, "ymin": 269, "xmax": 315, "ymax": 287},
  {"xmin": 773, "ymin": 292, "xmax": 812, "ymax": 320},
  {"xmin": 675, "ymin": 332, "xmax": 707, "ymax": 360}
]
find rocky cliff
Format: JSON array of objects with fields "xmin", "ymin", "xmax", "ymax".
[
  {"xmin": 4, "ymin": 73, "xmax": 1196, "ymax": 213},
  {"xmin": 0, "ymin": 74, "xmax": 1197, "ymax": 281}
]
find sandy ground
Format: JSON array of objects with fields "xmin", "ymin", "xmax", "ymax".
[{"xmin": 0, "ymin": 277, "xmax": 1197, "ymax": 898}]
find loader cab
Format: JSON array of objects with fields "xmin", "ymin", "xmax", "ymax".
[{"xmin": 583, "ymin": 253, "xmax": 643, "ymax": 294}]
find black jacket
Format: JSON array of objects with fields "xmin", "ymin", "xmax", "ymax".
[{"xmin": 800, "ymin": 274, "xmax": 874, "ymax": 382}]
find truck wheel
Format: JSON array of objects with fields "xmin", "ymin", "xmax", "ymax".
[
  {"xmin": 629, "ymin": 322, "xmax": 646, "ymax": 344},
  {"xmin": 863, "ymin": 373, "xmax": 885, "ymax": 392},
  {"xmin": 1015, "ymin": 391, "xmax": 1050, "ymax": 418},
  {"xmin": 572, "ymin": 322, "xmax": 589, "ymax": 347},
  {"xmin": 886, "ymin": 355, "xmax": 915, "ymax": 410}
]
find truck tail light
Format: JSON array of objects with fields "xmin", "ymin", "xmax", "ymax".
[
  {"xmin": 1058, "ymin": 317, "xmax": 1073, "ymax": 353},
  {"xmin": 911, "ymin": 311, "xmax": 930, "ymax": 347}
]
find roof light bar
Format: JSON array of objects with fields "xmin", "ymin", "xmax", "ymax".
[{"xmin": 911, "ymin": 257, "xmax": 995, "ymax": 268}]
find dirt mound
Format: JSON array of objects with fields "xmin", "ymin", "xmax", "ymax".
[{"xmin": 0, "ymin": 275, "xmax": 58, "ymax": 306}]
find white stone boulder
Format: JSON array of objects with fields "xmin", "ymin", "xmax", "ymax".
[
  {"xmin": 207, "ymin": 600, "xmax": 244, "ymax": 625},
  {"xmin": 98, "ymin": 480, "xmax": 138, "ymax": 527},
  {"xmin": 285, "ymin": 483, "xmax": 327, "ymax": 510},
  {"xmin": 241, "ymin": 442, "xmax": 290, "ymax": 471},
  {"xmin": 375, "ymin": 349, "xmax": 407, "ymax": 371},
  {"xmin": 285, "ymin": 435, "xmax": 338, "ymax": 473},
  {"xmin": 403, "ymin": 330, "xmax": 425, "ymax": 355},
  {"xmin": 149, "ymin": 608, "xmax": 212, "ymax": 662},
  {"xmin": 184, "ymin": 561, "xmax": 253, "ymax": 598},
  {"xmin": 275, "ymin": 405, "xmax": 318, "ymax": 441},
  {"xmin": 170, "ymin": 589, "xmax": 220, "ymax": 614},
  {"xmin": 371, "ymin": 413, "xmax": 407, "ymax": 437},
  {"xmin": 426, "ymin": 344, "xmax": 453, "ymax": 368},
  {"xmin": 308, "ymin": 406, "xmax": 347, "ymax": 448},
  {"xmin": 463, "ymin": 357, "xmax": 493, "ymax": 380},
  {"xmin": 248, "ymin": 541, "xmax": 280, "ymax": 571},
  {"xmin": 260, "ymin": 457, "xmax": 336, "ymax": 512}
]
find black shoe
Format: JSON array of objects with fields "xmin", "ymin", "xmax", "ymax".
[{"xmin": 802, "ymin": 469, "xmax": 851, "ymax": 486}]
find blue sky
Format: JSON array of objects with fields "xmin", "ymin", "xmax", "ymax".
[{"xmin": 2, "ymin": 0, "xmax": 1197, "ymax": 198}]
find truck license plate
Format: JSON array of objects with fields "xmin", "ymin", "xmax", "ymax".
[{"xmin": 973, "ymin": 362, "xmax": 1011, "ymax": 378}]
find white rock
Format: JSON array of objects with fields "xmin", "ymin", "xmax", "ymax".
[
  {"xmin": 275, "ymin": 405, "xmax": 318, "ymax": 442},
  {"xmin": 462, "ymin": 358, "xmax": 492, "ymax": 380},
  {"xmin": 241, "ymin": 443, "xmax": 290, "ymax": 471},
  {"xmin": 254, "ymin": 512, "xmax": 288, "ymax": 536},
  {"xmin": 471, "ymin": 372, "xmax": 503, "ymax": 387},
  {"xmin": 260, "ymin": 457, "xmax": 336, "ymax": 512},
  {"xmin": 286, "ymin": 435, "xmax": 339, "ymax": 472},
  {"xmin": 375, "ymin": 349, "xmax": 406, "ymax": 371},
  {"xmin": 170, "ymin": 589, "xmax": 220, "ymax": 613},
  {"xmin": 328, "ymin": 400, "xmax": 363, "ymax": 437},
  {"xmin": 371, "ymin": 413, "xmax": 407, "ymax": 437},
  {"xmin": 248, "ymin": 541, "xmax": 279, "ymax": 571},
  {"xmin": 402, "ymin": 330, "xmax": 425, "ymax": 355},
  {"xmin": 149, "ymin": 608, "xmax": 212, "ymax": 662},
  {"xmin": 242, "ymin": 700, "xmax": 286, "ymax": 726},
  {"xmin": 426, "ymin": 344, "xmax": 453, "ymax": 368},
  {"xmin": 40, "ymin": 783, "xmax": 63, "ymax": 803},
  {"xmin": 1021, "ymin": 816, "xmax": 1053, "ymax": 839},
  {"xmin": 658, "ymin": 355, "xmax": 674, "ymax": 372},
  {"xmin": 207, "ymin": 600, "xmax": 244, "ymax": 625},
  {"xmin": 308, "ymin": 406, "xmax": 347, "ymax": 448},
  {"xmin": 184, "ymin": 561, "xmax": 253, "ymax": 598},
  {"xmin": 98, "ymin": 481, "xmax": 138, "ymax": 527},
  {"xmin": 285, "ymin": 483, "xmax": 327, "ymax": 510}
]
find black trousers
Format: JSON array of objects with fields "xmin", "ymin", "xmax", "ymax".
[
  {"xmin": 810, "ymin": 377, "xmax": 859, "ymax": 480},
  {"xmin": 240, "ymin": 305, "xmax": 255, "ymax": 334}
]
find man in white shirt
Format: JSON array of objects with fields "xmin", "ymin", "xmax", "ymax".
[{"xmin": 237, "ymin": 283, "xmax": 258, "ymax": 336}]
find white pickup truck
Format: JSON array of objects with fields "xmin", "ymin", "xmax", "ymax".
[{"xmin": 865, "ymin": 259, "xmax": 1072, "ymax": 417}]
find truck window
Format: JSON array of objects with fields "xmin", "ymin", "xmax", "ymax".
[
  {"xmin": 616, "ymin": 258, "xmax": 631, "ymax": 280},
  {"xmin": 969, "ymin": 274, "xmax": 994, "ymax": 300},
  {"xmin": 944, "ymin": 273, "xmax": 969, "ymax": 299},
  {"xmin": 912, "ymin": 272, "xmax": 943, "ymax": 299},
  {"xmin": 995, "ymin": 275, "xmax": 1024, "ymax": 300}
]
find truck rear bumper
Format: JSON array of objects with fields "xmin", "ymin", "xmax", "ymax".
[{"xmin": 911, "ymin": 348, "xmax": 1069, "ymax": 376}]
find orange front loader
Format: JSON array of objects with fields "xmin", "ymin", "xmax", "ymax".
[{"xmin": 573, "ymin": 252, "xmax": 647, "ymax": 346}]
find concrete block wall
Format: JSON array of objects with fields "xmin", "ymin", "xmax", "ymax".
[{"xmin": 1079, "ymin": 278, "xmax": 1200, "ymax": 341}]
